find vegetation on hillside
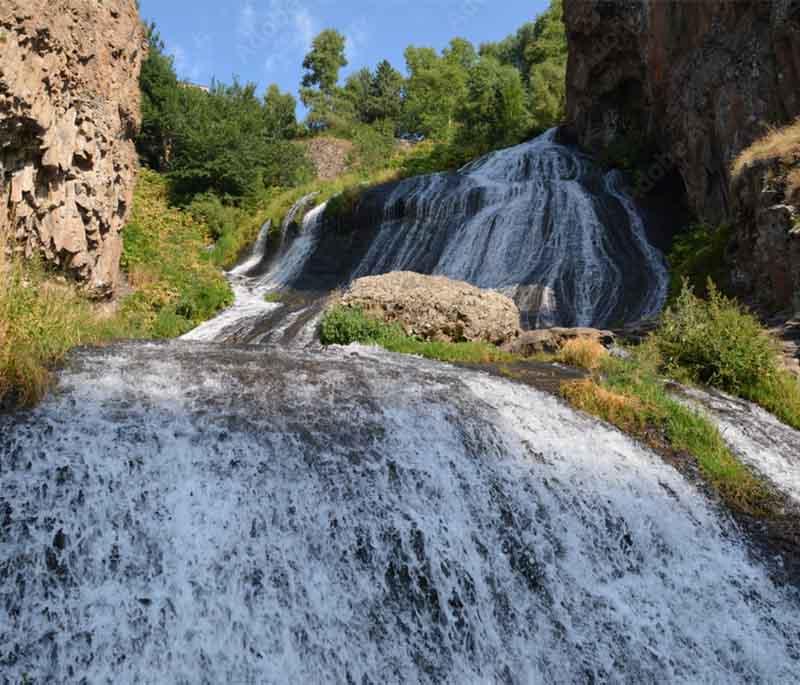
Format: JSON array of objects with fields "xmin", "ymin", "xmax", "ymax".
[{"xmin": 0, "ymin": 172, "xmax": 233, "ymax": 408}]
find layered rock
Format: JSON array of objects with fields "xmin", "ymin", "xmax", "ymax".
[
  {"xmin": 0, "ymin": 0, "xmax": 146, "ymax": 297},
  {"xmin": 564, "ymin": 0, "xmax": 800, "ymax": 223},
  {"xmin": 339, "ymin": 272, "xmax": 521, "ymax": 346}
]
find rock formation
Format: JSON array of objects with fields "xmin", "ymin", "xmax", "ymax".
[
  {"xmin": 0, "ymin": 0, "xmax": 146, "ymax": 297},
  {"xmin": 339, "ymin": 272, "xmax": 521, "ymax": 346},
  {"xmin": 563, "ymin": 0, "xmax": 800, "ymax": 316},
  {"xmin": 505, "ymin": 328, "xmax": 616, "ymax": 357},
  {"xmin": 564, "ymin": 0, "xmax": 800, "ymax": 223}
]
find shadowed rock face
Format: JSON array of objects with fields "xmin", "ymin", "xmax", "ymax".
[
  {"xmin": 0, "ymin": 0, "xmax": 146, "ymax": 297},
  {"xmin": 564, "ymin": 0, "xmax": 800, "ymax": 223}
]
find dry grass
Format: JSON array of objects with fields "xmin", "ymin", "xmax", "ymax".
[
  {"xmin": 732, "ymin": 117, "xmax": 800, "ymax": 178},
  {"xmin": 561, "ymin": 379, "xmax": 647, "ymax": 434},
  {"xmin": 556, "ymin": 338, "xmax": 609, "ymax": 371}
]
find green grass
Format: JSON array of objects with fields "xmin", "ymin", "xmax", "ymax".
[
  {"xmin": 319, "ymin": 305, "xmax": 520, "ymax": 364},
  {"xmin": 562, "ymin": 344, "xmax": 775, "ymax": 517},
  {"xmin": 0, "ymin": 170, "xmax": 234, "ymax": 408}
]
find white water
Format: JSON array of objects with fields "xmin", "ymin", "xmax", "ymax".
[
  {"xmin": 347, "ymin": 130, "xmax": 670, "ymax": 328},
  {"xmin": 2, "ymin": 343, "xmax": 799, "ymax": 683},
  {"xmin": 183, "ymin": 201, "xmax": 328, "ymax": 344},
  {"xmin": 678, "ymin": 386, "xmax": 800, "ymax": 505}
]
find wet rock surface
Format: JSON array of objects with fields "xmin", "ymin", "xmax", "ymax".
[{"xmin": 0, "ymin": 0, "xmax": 146, "ymax": 296}]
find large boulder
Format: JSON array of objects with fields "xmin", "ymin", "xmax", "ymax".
[
  {"xmin": 340, "ymin": 272, "xmax": 521, "ymax": 345},
  {"xmin": 0, "ymin": 0, "xmax": 147, "ymax": 297}
]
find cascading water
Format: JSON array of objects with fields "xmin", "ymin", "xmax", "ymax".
[
  {"xmin": 3, "ymin": 130, "xmax": 799, "ymax": 683},
  {"xmin": 332, "ymin": 129, "xmax": 670, "ymax": 328},
  {"xmin": 2, "ymin": 343, "xmax": 799, "ymax": 683}
]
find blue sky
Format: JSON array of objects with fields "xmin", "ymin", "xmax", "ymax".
[{"xmin": 139, "ymin": 0, "xmax": 550, "ymax": 106}]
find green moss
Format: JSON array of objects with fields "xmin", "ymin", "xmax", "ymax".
[{"xmin": 319, "ymin": 305, "xmax": 520, "ymax": 364}]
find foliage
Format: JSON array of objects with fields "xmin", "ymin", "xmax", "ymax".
[
  {"xmin": 561, "ymin": 344, "xmax": 775, "ymax": 517},
  {"xmin": 0, "ymin": 171, "xmax": 233, "ymax": 408},
  {"xmin": 137, "ymin": 24, "xmax": 308, "ymax": 199},
  {"xmin": 0, "ymin": 257, "xmax": 105, "ymax": 408},
  {"xmin": 556, "ymin": 338, "xmax": 608, "ymax": 371},
  {"xmin": 667, "ymin": 223, "xmax": 734, "ymax": 301},
  {"xmin": 654, "ymin": 282, "xmax": 778, "ymax": 395},
  {"xmin": 651, "ymin": 281, "xmax": 800, "ymax": 430},
  {"xmin": 118, "ymin": 170, "xmax": 233, "ymax": 337},
  {"xmin": 319, "ymin": 306, "xmax": 520, "ymax": 364},
  {"xmin": 455, "ymin": 57, "xmax": 530, "ymax": 158},
  {"xmin": 301, "ymin": 29, "xmax": 348, "ymax": 98}
]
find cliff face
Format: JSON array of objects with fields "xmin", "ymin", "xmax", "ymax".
[
  {"xmin": 564, "ymin": 0, "xmax": 800, "ymax": 223},
  {"xmin": 0, "ymin": 0, "xmax": 146, "ymax": 297},
  {"xmin": 564, "ymin": 0, "xmax": 800, "ymax": 316}
]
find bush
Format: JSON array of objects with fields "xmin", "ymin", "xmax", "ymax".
[
  {"xmin": 319, "ymin": 305, "xmax": 519, "ymax": 364},
  {"xmin": 654, "ymin": 281, "xmax": 779, "ymax": 395},
  {"xmin": 319, "ymin": 305, "xmax": 398, "ymax": 345},
  {"xmin": 556, "ymin": 338, "xmax": 608, "ymax": 371},
  {"xmin": 667, "ymin": 222, "xmax": 733, "ymax": 301}
]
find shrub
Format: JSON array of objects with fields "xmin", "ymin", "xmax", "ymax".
[
  {"xmin": 654, "ymin": 281, "xmax": 778, "ymax": 395},
  {"xmin": 319, "ymin": 305, "xmax": 519, "ymax": 364},
  {"xmin": 319, "ymin": 305, "xmax": 399, "ymax": 345},
  {"xmin": 667, "ymin": 222, "xmax": 734, "ymax": 301},
  {"xmin": 556, "ymin": 338, "xmax": 608, "ymax": 371}
]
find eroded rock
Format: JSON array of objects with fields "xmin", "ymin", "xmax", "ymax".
[
  {"xmin": 339, "ymin": 271, "xmax": 521, "ymax": 346},
  {"xmin": 0, "ymin": 0, "xmax": 146, "ymax": 297},
  {"xmin": 505, "ymin": 328, "xmax": 616, "ymax": 357}
]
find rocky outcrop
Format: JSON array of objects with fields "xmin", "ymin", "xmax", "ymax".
[
  {"xmin": 339, "ymin": 272, "xmax": 521, "ymax": 345},
  {"xmin": 730, "ymin": 151, "xmax": 800, "ymax": 317},
  {"xmin": 0, "ymin": 0, "xmax": 146, "ymax": 297},
  {"xmin": 564, "ymin": 0, "xmax": 800, "ymax": 223},
  {"xmin": 505, "ymin": 328, "xmax": 616, "ymax": 357}
]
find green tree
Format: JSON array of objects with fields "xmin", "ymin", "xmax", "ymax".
[
  {"xmin": 402, "ymin": 42, "xmax": 471, "ymax": 139},
  {"xmin": 263, "ymin": 84, "xmax": 298, "ymax": 140},
  {"xmin": 367, "ymin": 60, "xmax": 404, "ymax": 126},
  {"xmin": 137, "ymin": 23, "xmax": 181, "ymax": 170},
  {"xmin": 343, "ymin": 68, "xmax": 374, "ymax": 124},
  {"xmin": 456, "ymin": 57, "xmax": 530, "ymax": 157},
  {"xmin": 301, "ymin": 29, "xmax": 348, "ymax": 102}
]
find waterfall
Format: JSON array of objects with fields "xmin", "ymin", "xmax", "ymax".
[
  {"xmin": 1, "ymin": 343, "xmax": 798, "ymax": 683},
  {"xmin": 336, "ymin": 129, "xmax": 669, "ymax": 328},
  {"xmin": 5, "ymin": 130, "xmax": 799, "ymax": 683}
]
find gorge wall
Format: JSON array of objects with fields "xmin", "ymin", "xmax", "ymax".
[
  {"xmin": 564, "ymin": 0, "xmax": 800, "ymax": 316},
  {"xmin": 0, "ymin": 0, "xmax": 146, "ymax": 297}
]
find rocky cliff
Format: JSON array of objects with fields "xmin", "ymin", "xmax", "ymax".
[
  {"xmin": 0, "ymin": 0, "xmax": 146, "ymax": 297},
  {"xmin": 564, "ymin": 0, "xmax": 800, "ymax": 222},
  {"xmin": 563, "ymin": 0, "xmax": 800, "ymax": 317}
]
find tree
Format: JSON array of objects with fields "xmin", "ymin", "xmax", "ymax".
[
  {"xmin": 456, "ymin": 57, "xmax": 530, "ymax": 157},
  {"xmin": 137, "ymin": 23, "xmax": 181, "ymax": 170},
  {"xmin": 343, "ymin": 68, "xmax": 374, "ymax": 123},
  {"xmin": 402, "ymin": 44, "xmax": 470, "ymax": 139},
  {"xmin": 263, "ymin": 85, "xmax": 298, "ymax": 140},
  {"xmin": 301, "ymin": 29, "xmax": 348, "ymax": 102},
  {"xmin": 367, "ymin": 60, "xmax": 404, "ymax": 125}
]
